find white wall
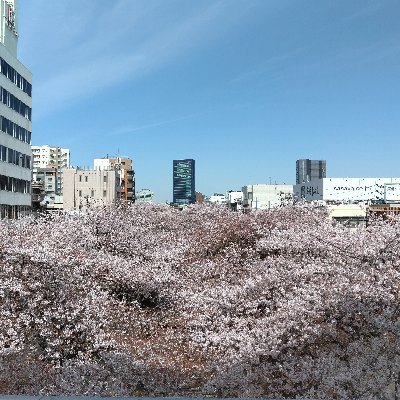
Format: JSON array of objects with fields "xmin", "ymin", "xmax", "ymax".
[
  {"xmin": 228, "ymin": 191, "xmax": 243, "ymax": 203},
  {"xmin": 294, "ymin": 178, "xmax": 400, "ymax": 202},
  {"xmin": 243, "ymin": 184, "xmax": 293, "ymax": 210},
  {"xmin": 209, "ymin": 194, "xmax": 227, "ymax": 204},
  {"xmin": 94, "ymin": 158, "xmax": 111, "ymax": 170}
]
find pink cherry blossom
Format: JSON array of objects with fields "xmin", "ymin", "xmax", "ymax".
[{"xmin": 0, "ymin": 202, "xmax": 399, "ymax": 398}]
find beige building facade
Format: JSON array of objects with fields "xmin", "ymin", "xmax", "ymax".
[
  {"xmin": 94, "ymin": 156, "xmax": 135, "ymax": 204},
  {"xmin": 63, "ymin": 168, "xmax": 120, "ymax": 211}
]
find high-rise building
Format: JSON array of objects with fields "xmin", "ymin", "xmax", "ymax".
[
  {"xmin": 94, "ymin": 156, "xmax": 135, "ymax": 203},
  {"xmin": 0, "ymin": 0, "xmax": 33, "ymax": 218},
  {"xmin": 173, "ymin": 159, "xmax": 195, "ymax": 205},
  {"xmin": 32, "ymin": 145, "xmax": 70, "ymax": 194},
  {"xmin": 296, "ymin": 159, "xmax": 326, "ymax": 184}
]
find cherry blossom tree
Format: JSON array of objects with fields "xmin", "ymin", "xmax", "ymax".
[{"xmin": 0, "ymin": 202, "xmax": 399, "ymax": 398}]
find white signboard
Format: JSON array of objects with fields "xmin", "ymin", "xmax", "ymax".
[
  {"xmin": 384, "ymin": 183, "xmax": 400, "ymax": 203},
  {"xmin": 295, "ymin": 178, "xmax": 400, "ymax": 203}
]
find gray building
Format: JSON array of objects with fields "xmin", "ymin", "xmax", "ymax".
[
  {"xmin": 296, "ymin": 159, "xmax": 326, "ymax": 184},
  {"xmin": 0, "ymin": 0, "xmax": 33, "ymax": 218}
]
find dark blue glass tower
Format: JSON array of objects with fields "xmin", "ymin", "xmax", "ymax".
[{"xmin": 173, "ymin": 159, "xmax": 195, "ymax": 205}]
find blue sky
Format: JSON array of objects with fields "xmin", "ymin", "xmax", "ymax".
[{"xmin": 18, "ymin": 0, "xmax": 400, "ymax": 202}]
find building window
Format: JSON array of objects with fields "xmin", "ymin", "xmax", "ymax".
[
  {"xmin": 0, "ymin": 116, "xmax": 31, "ymax": 144},
  {"xmin": 85, "ymin": 176, "xmax": 88, "ymax": 182},
  {"xmin": 0, "ymin": 175, "xmax": 31, "ymax": 193},
  {"xmin": 91, "ymin": 190, "xmax": 94, "ymax": 197},
  {"xmin": 0, "ymin": 87, "xmax": 32, "ymax": 120},
  {"xmin": 0, "ymin": 57, "xmax": 32, "ymax": 97},
  {"xmin": 79, "ymin": 190, "xmax": 82, "ymax": 197},
  {"xmin": 103, "ymin": 190, "xmax": 107, "ymax": 197},
  {"xmin": 79, "ymin": 175, "xmax": 82, "ymax": 182}
]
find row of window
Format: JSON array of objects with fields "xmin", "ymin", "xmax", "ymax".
[
  {"xmin": 0, "ymin": 145, "xmax": 31, "ymax": 168},
  {"xmin": 79, "ymin": 175, "xmax": 108, "ymax": 182},
  {"xmin": 0, "ymin": 204, "xmax": 31, "ymax": 219},
  {"xmin": 78, "ymin": 190, "xmax": 107, "ymax": 197},
  {"xmin": 0, "ymin": 175, "xmax": 30, "ymax": 193},
  {"xmin": 0, "ymin": 57, "xmax": 32, "ymax": 97},
  {"xmin": 1, "ymin": 87, "xmax": 32, "ymax": 120},
  {"xmin": 1, "ymin": 115, "xmax": 31, "ymax": 143}
]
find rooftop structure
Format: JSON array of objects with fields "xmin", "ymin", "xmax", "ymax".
[{"xmin": 296, "ymin": 159, "xmax": 326, "ymax": 184}]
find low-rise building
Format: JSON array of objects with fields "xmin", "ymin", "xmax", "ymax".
[
  {"xmin": 62, "ymin": 168, "xmax": 120, "ymax": 211},
  {"xmin": 208, "ymin": 193, "xmax": 227, "ymax": 205},
  {"xmin": 31, "ymin": 181, "xmax": 44, "ymax": 211},
  {"xmin": 242, "ymin": 184, "xmax": 293, "ymax": 210},
  {"xmin": 94, "ymin": 156, "xmax": 135, "ymax": 204},
  {"xmin": 327, "ymin": 203, "xmax": 367, "ymax": 228},
  {"xmin": 136, "ymin": 188, "xmax": 154, "ymax": 203},
  {"xmin": 34, "ymin": 167, "xmax": 57, "ymax": 201},
  {"xmin": 367, "ymin": 203, "xmax": 400, "ymax": 224},
  {"xmin": 195, "ymin": 191, "xmax": 204, "ymax": 204},
  {"xmin": 227, "ymin": 190, "xmax": 243, "ymax": 211}
]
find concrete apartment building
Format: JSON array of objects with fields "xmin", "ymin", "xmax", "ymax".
[
  {"xmin": 0, "ymin": 0, "xmax": 32, "ymax": 218},
  {"xmin": 63, "ymin": 168, "xmax": 120, "ymax": 211},
  {"xmin": 94, "ymin": 156, "xmax": 135, "ymax": 203},
  {"xmin": 32, "ymin": 145, "xmax": 70, "ymax": 194}
]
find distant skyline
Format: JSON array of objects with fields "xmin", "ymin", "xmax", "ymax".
[{"xmin": 19, "ymin": 0, "xmax": 400, "ymax": 202}]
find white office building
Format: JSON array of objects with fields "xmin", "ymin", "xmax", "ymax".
[
  {"xmin": 208, "ymin": 193, "xmax": 227, "ymax": 205},
  {"xmin": 294, "ymin": 178, "xmax": 400, "ymax": 203},
  {"xmin": 32, "ymin": 145, "xmax": 70, "ymax": 194},
  {"xmin": 0, "ymin": 0, "xmax": 32, "ymax": 218}
]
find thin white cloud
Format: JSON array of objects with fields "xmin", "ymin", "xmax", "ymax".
[
  {"xmin": 111, "ymin": 113, "xmax": 201, "ymax": 136},
  {"xmin": 229, "ymin": 47, "xmax": 308, "ymax": 85},
  {"xmin": 24, "ymin": 0, "xmax": 262, "ymax": 120},
  {"xmin": 341, "ymin": 2, "xmax": 383, "ymax": 23}
]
